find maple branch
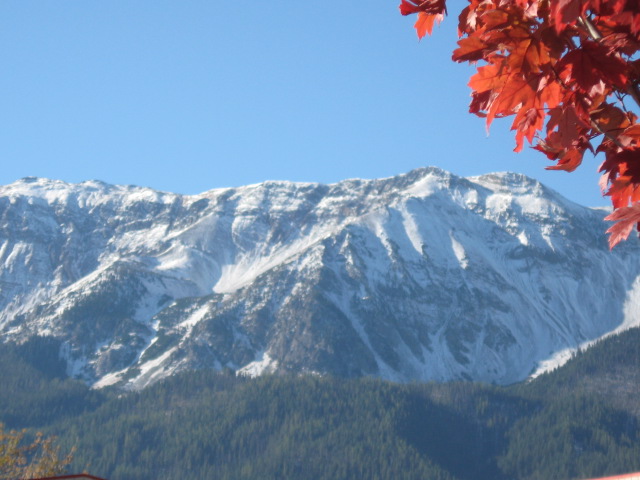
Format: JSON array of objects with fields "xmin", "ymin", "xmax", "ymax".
[
  {"xmin": 590, "ymin": 118, "xmax": 625, "ymax": 149},
  {"xmin": 578, "ymin": 15, "xmax": 640, "ymax": 111},
  {"xmin": 627, "ymin": 84, "xmax": 640, "ymax": 113},
  {"xmin": 577, "ymin": 15, "xmax": 602, "ymax": 41}
]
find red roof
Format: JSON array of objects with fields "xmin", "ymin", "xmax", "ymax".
[{"xmin": 582, "ymin": 473, "xmax": 640, "ymax": 480}]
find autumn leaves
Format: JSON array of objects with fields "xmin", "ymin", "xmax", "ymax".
[{"xmin": 401, "ymin": 0, "xmax": 640, "ymax": 247}]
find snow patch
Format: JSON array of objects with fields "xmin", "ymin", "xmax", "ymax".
[
  {"xmin": 517, "ymin": 231, "xmax": 529, "ymax": 246},
  {"xmin": 529, "ymin": 347, "xmax": 576, "ymax": 379},
  {"xmin": 93, "ymin": 369, "xmax": 127, "ymax": 389},
  {"xmin": 153, "ymin": 244, "xmax": 221, "ymax": 294},
  {"xmin": 155, "ymin": 244, "xmax": 194, "ymax": 272},
  {"xmin": 617, "ymin": 275, "xmax": 640, "ymax": 332},
  {"xmin": 530, "ymin": 274, "xmax": 640, "ymax": 379},
  {"xmin": 129, "ymin": 347, "xmax": 178, "ymax": 390},
  {"xmin": 237, "ymin": 352, "xmax": 277, "ymax": 377},
  {"xmin": 450, "ymin": 233, "xmax": 469, "ymax": 269},
  {"xmin": 516, "ymin": 194, "xmax": 552, "ymax": 218},
  {"xmin": 179, "ymin": 304, "xmax": 210, "ymax": 329},
  {"xmin": 400, "ymin": 207, "xmax": 424, "ymax": 255},
  {"xmin": 403, "ymin": 173, "xmax": 442, "ymax": 198},
  {"xmin": 213, "ymin": 233, "xmax": 333, "ymax": 294}
]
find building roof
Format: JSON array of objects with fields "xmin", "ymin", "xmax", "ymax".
[{"xmin": 583, "ymin": 474, "xmax": 640, "ymax": 480}]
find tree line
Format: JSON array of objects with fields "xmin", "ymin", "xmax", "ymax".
[{"xmin": 1, "ymin": 330, "xmax": 640, "ymax": 479}]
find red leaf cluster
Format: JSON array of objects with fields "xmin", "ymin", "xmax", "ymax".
[
  {"xmin": 400, "ymin": 0, "xmax": 447, "ymax": 38},
  {"xmin": 400, "ymin": 0, "xmax": 640, "ymax": 248}
]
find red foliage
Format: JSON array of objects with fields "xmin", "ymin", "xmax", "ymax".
[{"xmin": 400, "ymin": 0, "xmax": 640, "ymax": 248}]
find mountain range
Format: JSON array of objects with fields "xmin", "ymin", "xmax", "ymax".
[{"xmin": 1, "ymin": 167, "xmax": 638, "ymax": 390}]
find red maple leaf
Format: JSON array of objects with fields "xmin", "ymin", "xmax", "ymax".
[
  {"xmin": 558, "ymin": 42, "xmax": 629, "ymax": 97},
  {"xmin": 605, "ymin": 202, "xmax": 640, "ymax": 248},
  {"xmin": 414, "ymin": 12, "xmax": 444, "ymax": 39},
  {"xmin": 550, "ymin": 0, "xmax": 584, "ymax": 32},
  {"xmin": 545, "ymin": 148, "xmax": 585, "ymax": 171},
  {"xmin": 513, "ymin": 107, "xmax": 545, "ymax": 151}
]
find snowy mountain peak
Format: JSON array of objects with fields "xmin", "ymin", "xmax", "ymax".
[
  {"xmin": 471, "ymin": 171, "xmax": 543, "ymax": 190},
  {"xmin": 1, "ymin": 169, "xmax": 638, "ymax": 390}
]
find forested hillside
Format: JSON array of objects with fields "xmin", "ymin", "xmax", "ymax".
[{"xmin": 2, "ymin": 329, "xmax": 640, "ymax": 480}]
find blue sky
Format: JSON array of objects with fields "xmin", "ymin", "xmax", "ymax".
[{"xmin": 0, "ymin": 1, "xmax": 609, "ymax": 206}]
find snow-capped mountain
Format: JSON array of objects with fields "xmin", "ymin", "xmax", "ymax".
[{"xmin": 1, "ymin": 168, "xmax": 639, "ymax": 390}]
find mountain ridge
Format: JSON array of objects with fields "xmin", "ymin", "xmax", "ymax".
[{"xmin": 1, "ymin": 168, "xmax": 638, "ymax": 390}]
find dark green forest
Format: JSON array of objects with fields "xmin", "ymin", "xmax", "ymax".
[{"xmin": 2, "ymin": 329, "xmax": 640, "ymax": 480}]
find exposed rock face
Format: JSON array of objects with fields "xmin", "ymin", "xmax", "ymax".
[{"xmin": 1, "ymin": 168, "xmax": 639, "ymax": 390}]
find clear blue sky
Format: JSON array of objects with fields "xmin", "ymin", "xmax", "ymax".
[{"xmin": 0, "ymin": 1, "xmax": 609, "ymax": 206}]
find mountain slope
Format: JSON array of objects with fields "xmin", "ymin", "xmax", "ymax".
[
  {"xmin": 1, "ymin": 168, "xmax": 638, "ymax": 389},
  {"xmin": 4, "ymin": 328, "xmax": 640, "ymax": 480}
]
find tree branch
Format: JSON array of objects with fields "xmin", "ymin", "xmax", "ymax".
[{"xmin": 579, "ymin": 15, "xmax": 640, "ymax": 110}]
